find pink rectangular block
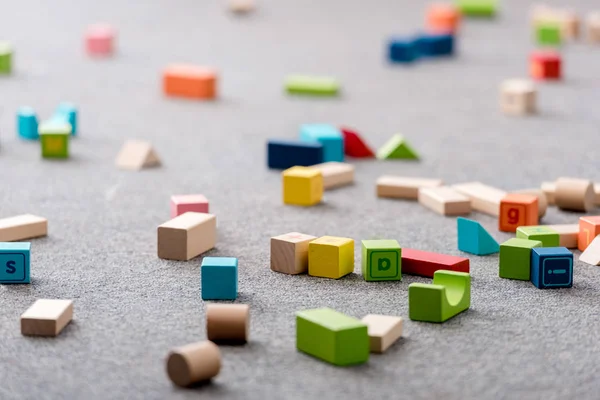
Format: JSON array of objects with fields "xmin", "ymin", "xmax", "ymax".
[
  {"xmin": 170, "ymin": 194, "xmax": 209, "ymax": 218},
  {"xmin": 85, "ymin": 24, "xmax": 115, "ymax": 56}
]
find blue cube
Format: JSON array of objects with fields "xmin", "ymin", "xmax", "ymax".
[
  {"xmin": 0, "ymin": 242, "xmax": 31, "ymax": 284},
  {"xmin": 416, "ymin": 33, "xmax": 454, "ymax": 57},
  {"xmin": 17, "ymin": 107, "xmax": 39, "ymax": 140},
  {"xmin": 201, "ymin": 257, "xmax": 238, "ymax": 300},
  {"xmin": 530, "ymin": 247, "xmax": 573, "ymax": 289},
  {"xmin": 53, "ymin": 102, "xmax": 78, "ymax": 136},
  {"xmin": 388, "ymin": 37, "xmax": 419, "ymax": 63},
  {"xmin": 267, "ymin": 139, "xmax": 324, "ymax": 169},
  {"xmin": 299, "ymin": 124, "xmax": 344, "ymax": 162}
]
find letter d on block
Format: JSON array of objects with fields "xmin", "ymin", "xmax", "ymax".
[{"xmin": 378, "ymin": 258, "xmax": 391, "ymax": 271}]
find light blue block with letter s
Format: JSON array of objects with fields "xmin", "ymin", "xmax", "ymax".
[{"xmin": 0, "ymin": 242, "xmax": 31, "ymax": 284}]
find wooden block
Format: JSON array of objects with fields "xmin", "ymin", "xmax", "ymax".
[
  {"xmin": 115, "ymin": 140, "xmax": 161, "ymax": 170},
  {"xmin": 166, "ymin": 341, "xmax": 221, "ymax": 387},
  {"xmin": 578, "ymin": 216, "xmax": 600, "ymax": 252},
  {"xmin": 555, "ymin": 177, "xmax": 594, "ymax": 212},
  {"xmin": 541, "ymin": 181, "xmax": 556, "ymax": 204},
  {"xmin": 85, "ymin": 24, "xmax": 115, "ymax": 56},
  {"xmin": 282, "ymin": 166, "xmax": 323, "ymax": 207},
  {"xmin": 308, "ymin": 236, "xmax": 354, "ymax": 279},
  {"xmin": 452, "ymin": 182, "xmax": 506, "ymax": 216},
  {"xmin": 512, "ymin": 188, "xmax": 547, "ymax": 218},
  {"xmin": 201, "ymin": 257, "xmax": 237, "ymax": 300},
  {"xmin": 516, "ymin": 226, "xmax": 559, "ymax": 247},
  {"xmin": 40, "ymin": 121, "xmax": 71, "ymax": 159},
  {"xmin": 402, "ymin": 248, "xmax": 469, "ymax": 277},
  {"xmin": 499, "ymin": 194, "xmax": 538, "ymax": 233},
  {"xmin": 546, "ymin": 224, "xmax": 578, "ymax": 248},
  {"xmin": 361, "ymin": 314, "xmax": 403, "ymax": 353},
  {"xmin": 580, "ymin": 235, "xmax": 600, "ymax": 266},
  {"xmin": 530, "ymin": 51, "xmax": 561, "ymax": 80},
  {"xmin": 587, "ymin": 12, "xmax": 600, "ymax": 43},
  {"xmin": 0, "ymin": 214, "xmax": 47, "ymax": 242},
  {"xmin": 310, "ymin": 162, "xmax": 354, "ymax": 189},
  {"xmin": 270, "ymin": 232, "xmax": 316, "ymax": 274},
  {"xmin": 595, "ymin": 184, "xmax": 600, "ymax": 206},
  {"xmin": 418, "ymin": 186, "xmax": 471, "ymax": 216},
  {"xmin": 340, "ymin": 127, "xmax": 375, "ymax": 158},
  {"xmin": 409, "ymin": 270, "xmax": 471, "ymax": 322},
  {"xmin": 229, "ymin": 0, "xmax": 255, "ymax": 13},
  {"xmin": 299, "ymin": 124, "xmax": 344, "ymax": 162},
  {"xmin": 163, "ymin": 64, "xmax": 217, "ymax": 100},
  {"xmin": 377, "ymin": 176, "xmax": 443, "ymax": 200},
  {"xmin": 170, "ymin": 194, "xmax": 209, "ymax": 218},
  {"xmin": 21, "ymin": 299, "xmax": 73, "ymax": 337},
  {"xmin": 157, "ymin": 212, "xmax": 216, "ymax": 261},
  {"xmin": 531, "ymin": 247, "xmax": 573, "ymax": 289},
  {"xmin": 285, "ymin": 75, "xmax": 339, "ymax": 96},
  {"xmin": 0, "ymin": 242, "xmax": 31, "ymax": 284},
  {"xmin": 426, "ymin": 3, "xmax": 460, "ymax": 32},
  {"xmin": 500, "ymin": 79, "xmax": 536, "ymax": 116},
  {"xmin": 206, "ymin": 303, "xmax": 249, "ymax": 343},
  {"xmin": 0, "ymin": 41, "xmax": 13, "ymax": 74}
]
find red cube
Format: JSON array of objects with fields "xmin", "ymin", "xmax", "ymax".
[{"xmin": 530, "ymin": 51, "xmax": 561, "ymax": 80}]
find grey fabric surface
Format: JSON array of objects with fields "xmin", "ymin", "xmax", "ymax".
[{"xmin": 1, "ymin": 0, "xmax": 600, "ymax": 399}]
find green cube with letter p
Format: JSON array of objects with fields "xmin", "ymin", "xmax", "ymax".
[{"xmin": 361, "ymin": 240, "xmax": 401, "ymax": 281}]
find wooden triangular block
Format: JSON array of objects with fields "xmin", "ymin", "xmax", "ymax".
[
  {"xmin": 115, "ymin": 140, "xmax": 161, "ymax": 170},
  {"xmin": 579, "ymin": 235, "xmax": 600, "ymax": 266},
  {"xmin": 376, "ymin": 134, "xmax": 419, "ymax": 160}
]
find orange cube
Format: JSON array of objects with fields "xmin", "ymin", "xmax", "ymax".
[
  {"xmin": 163, "ymin": 64, "xmax": 217, "ymax": 100},
  {"xmin": 499, "ymin": 194, "xmax": 539, "ymax": 232},
  {"xmin": 578, "ymin": 216, "xmax": 600, "ymax": 251},
  {"xmin": 426, "ymin": 4, "xmax": 461, "ymax": 33}
]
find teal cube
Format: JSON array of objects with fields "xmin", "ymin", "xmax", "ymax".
[
  {"xmin": 361, "ymin": 240, "xmax": 401, "ymax": 281},
  {"xmin": 201, "ymin": 257, "xmax": 238, "ymax": 300},
  {"xmin": 0, "ymin": 242, "xmax": 31, "ymax": 284},
  {"xmin": 536, "ymin": 22, "xmax": 561, "ymax": 46},
  {"xmin": 0, "ymin": 41, "xmax": 12, "ymax": 74},
  {"xmin": 17, "ymin": 107, "xmax": 39, "ymax": 140},
  {"xmin": 516, "ymin": 226, "xmax": 559, "ymax": 247},
  {"xmin": 499, "ymin": 238, "xmax": 542, "ymax": 280},
  {"xmin": 296, "ymin": 308, "xmax": 369, "ymax": 366}
]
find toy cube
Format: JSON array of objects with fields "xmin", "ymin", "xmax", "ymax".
[
  {"xmin": 530, "ymin": 247, "xmax": 573, "ymax": 289},
  {"xmin": 455, "ymin": 0, "xmax": 497, "ymax": 17},
  {"xmin": 500, "ymin": 79, "xmax": 536, "ymax": 116},
  {"xmin": 296, "ymin": 308, "xmax": 369, "ymax": 366},
  {"xmin": 0, "ymin": 41, "xmax": 12, "ymax": 74},
  {"xmin": 201, "ymin": 257, "xmax": 238, "ymax": 300},
  {"xmin": 499, "ymin": 238, "xmax": 542, "ymax": 280},
  {"xmin": 415, "ymin": 33, "xmax": 454, "ymax": 57},
  {"xmin": 516, "ymin": 226, "xmax": 559, "ymax": 247},
  {"xmin": 285, "ymin": 75, "xmax": 340, "ymax": 96},
  {"xmin": 170, "ymin": 194, "xmax": 209, "ymax": 218},
  {"xmin": 53, "ymin": 103, "xmax": 78, "ymax": 136},
  {"xmin": 17, "ymin": 107, "xmax": 39, "ymax": 140},
  {"xmin": 387, "ymin": 37, "xmax": 419, "ymax": 63},
  {"xmin": 536, "ymin": 22, "xmax": 561, "ymax": 46},
  {"xmin": 578, "ymin": 216, "xmax": 600, "ymax": 252},
  {"xmin": 588, "ymin": 13, "xmax": 600, "ymax": 43},
  {"xmin": 530, "ymin": 51, "xmax": 561, "ymax": 80},
  {"xmin": 426, "ymin": 4, "xmax": 461, "ymax": 32},
  {"xmin": 163, "ymin": 64, "xmax": 217, "ymax": 100},
  {"xmin": 361, "ymin": 240, "xmax": 401, "ymax": 282},
  {"xmin": 85, "ymin": 24, "xmax": 115, "ymax": 56},
  {"xmin": 39, "ymin": 121, "xmax": 71, "ymax": 159},
  {"xmin": 309, "ymin": 236, "xmax": 354, "ymax": 279},
  {"xmin": 282, "ymin": 166, "xmax": 323, "ymax": 206},
  {"xmin": 299, "ymin": 124, "xmax": 344, "ymax": 162},
  {"xmin": 271, "ymin": 232, "xmax": 316, "ymax": 274},
  {"xmin": 499, "ymin": 194, "xmax": 538, "ymax": 232},
  {"xmin": 267, "ymin": 139, "xmax": 324, "ymax": 170},
  {"xmin": 0, "ymin": 242, "xmax": 30, "ymax": 284},
  {"xmin": 157, "ymin": 212, "xmax": 216, "ymax": 261}
]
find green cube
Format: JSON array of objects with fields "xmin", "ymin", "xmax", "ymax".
[
  {"xmin": 0, "ymin": 41, "xmax": 12, "ymax": 74},
  {"xmin": 516, "ymin": 226, "xmax": 559, "ymax": 247},
  {"xmin": 361, "ymin": 240, "xmax": 401, "ymax": 282},
  {"xmin": 285, "ymin": 75, "xmax": 339, "ymax": 96},
  {"xmin": 296, "ymin": 308, "xmax": 369, "ymax": 366},
  {"xmin": 455, "ymin": 0, "xmax": 497, "ymax": 17},
  {"xmin": 40, "ymin": 121, "xmax": 71, "ymax": 159},
  {"xmin": 499, "ymin": 238, "xmax": 542, "ymax": 280},
  {"xmin": 536, "ymin": 22, "xmax": 561, "ymax": 46}
]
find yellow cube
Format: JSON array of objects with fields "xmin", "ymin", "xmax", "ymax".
[
  {"xmin": 308, "ymin": 236, "xmax": 354, "ymax": 279},
  {"xmin": 282, "ymin": 166, "xmax": 323, "ymax": 206}
]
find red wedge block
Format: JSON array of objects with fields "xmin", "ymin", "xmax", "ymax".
[
  {"xmin": 340, "ymin": 127, "xmax": 375, "ymax": 158},
  {"xmin": 402, "ymin": 248, "xmax": 470, "ymax": 278}
]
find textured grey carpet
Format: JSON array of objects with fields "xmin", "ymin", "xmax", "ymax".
[{"xmin": 1, "ymin": 0, "xmax": 600, "ymax": 399}]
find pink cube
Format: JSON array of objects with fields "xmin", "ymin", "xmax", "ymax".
[
  {"xmin": 170, "ymin": 194, "xmax": 209, "ymax": 218},
  {"xmin": 85, "ymin": 24, "xmax": 115, "ymax": 56}
]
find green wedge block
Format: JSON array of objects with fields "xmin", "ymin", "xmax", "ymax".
[
  {"xmin": 285, "ymin": 75, "xmax": 340, "ymax": 96},
  {"xmin": 376, "ymin": 134, "xmax": 419, "ymax": 160}
]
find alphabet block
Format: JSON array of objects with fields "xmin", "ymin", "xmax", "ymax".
[
  {"xmin": 299, "ymin": 124, "xmax": 344, "ymax": 162},
  {"xmin": 170, "ymin": 194, "xmax": 209, "ymax": 218},
  {"xmin": 308, "ymin": 236, "xmax": 354, "ymax": 279},
  {"xmin": 282, "ymin": 166, "xmax": 323, "ymax": 206},
  {"xmin": 516, "ymin": 226, "xmax": 559, "ymax": 247},
  {"xmin": 270, "ymin": 232, "xmax": 316, "ymax": 274},
  {"xmin": 402, "ymin": 248, "xmax": 469, "ymax": 277},
  {"xmin": 361, "ymin": 240, "xmax": 401, "ymax": 282},
  {"xmin": 0, "ymin": 242, "xmax": 30, "ymax": 284},
  {"xmin": 157, "ymin": 212, "xmax": 216, "ymax": 261},
  {"xmin": 21, "ymin": 299, "xmax": 73, "ymax": 337},
  {"xmin": 579, "ymin": 216, "xmax": 600, "ymax": 252},
  {"xmin": 361, "ymin": 314, "xmax": 403, "ymax": 353},
  {"xmin": 499, "ymin": 238, "xmax": 542, "ymax": 280},
  {"xmin": 0, "ymin": 214, "xmax": 47, "ymax": 242},
  {"xmin": 530, "ymin": 247, "xmax": 573, "ymax": 289},
  {"xmin": 201, "ymin": 257, "xmax": 238, "ymax": 300},
  {"xmin": 499, "ymin": 193, "xmax": 538, "ymax": 232}
]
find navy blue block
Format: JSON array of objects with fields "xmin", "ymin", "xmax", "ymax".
[
  {"xmin": 530, "ymin": 247, "xmax": 573, "ymax": 289},
  {"xmin": 267, "ymin": 139, "xmax": 324, "ymax": 170},
  {"xmin": 416, "ymin": 33, "xmax": 454, "ymax": 57},
  {"xmin": 388, "ymin": 37, "xmax": 419, "ymax": 63}
]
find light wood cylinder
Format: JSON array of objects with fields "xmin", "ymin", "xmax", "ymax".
[
  {"xmin": 554, "ymin": 177, "xmax": 594, "ymax": 211},
  {"xmin": 512, "ymin": 188, "xmax": 547, "ymax": 218},
  {"xmin": 166, "ymin": 341, "xmax": 221, "ymax": 387},
  {"xmin": 206, "ymin": 304, "xmax": 249, "ymax": 343}
]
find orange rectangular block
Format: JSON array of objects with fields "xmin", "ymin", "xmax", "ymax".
[
  {"xmin": 426, "ymin": 4, "xmax": 461, "ymax": 33},
  {"xmin": 499, "ymin": 194, "xmax": 538, "ymax": 233},
  {"xmin": 163, "ymin": 64, "xmax": 217, "ymax": 100},
  {"xmin": 578, "ymin": 216, "xmax": 600, "ymax": 252}
]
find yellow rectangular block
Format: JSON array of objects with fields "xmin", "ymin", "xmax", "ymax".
[
  {"xmin": 282, "ymin": 166, "xmax": 323, "ymax": 206},
  {"xmin": 376, "ymin": 176, "xmax": 443, "ymax": 199},
  {"xmin": 311, "ymin": 162, "xmax": 354, "ymax": 189},
  {"xmin": 452, "ymin": 182, "xmax": 506, "ymax": 216},
  {"xmin": 0, "ymin": 214, "xmax": 48, "ymax": 242},
  {"xmin": 361, "ymin": 314, "xmax": 403, "ymax": 353},
  {"xmin": 308, "ymin": 236, "xmax": 354, "ymax": 279}
]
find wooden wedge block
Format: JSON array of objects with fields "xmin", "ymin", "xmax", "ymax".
[
  {"xmin": 452, "ymin": 182, "xmax": 506, "ymax": 216},
  {"xmin": 157, "ymin": 212, "xmax": 216, "ymax": 261},
  {"xmin": 21, "ymin": 299, "xmax": 73, "ymax": 337},
  {"xmin": 376, "ymin": 176, "xmax": 443, "ymax": 200},
  {"xmin": 0, "ymin": 214, "xmax": 47, "ymax": 242},
  {"xmin": 512, "ymin": 188, "xmax": 548, "ymax": 218},
  {"xmin": 418, "ymin": 186, "xmax": 471, "ymax": 216},
  {"xmin": 115, "ymin": 140, "xmax": 161, "ymax": 170},
  {"xmin": 361, "ymin": 314, "xmax": 403, "ymax": 353},
  {"xmin": 545, "ymin": 224, "xmax": 578, "ymax": 248},
  {"xmin": 580, "ymin": 236, "xmax": 600, "ymax": 266},
  {"xmin": 311, "ymin": 162, "xmax": 354, "ymax": 189}
]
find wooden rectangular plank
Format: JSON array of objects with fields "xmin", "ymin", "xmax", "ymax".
[
  {"xmin": 376, "ymin": 176, "xmax": 443, "ymax": 199},
  {"xmin": 311, "ymin": 162, "xmax": 354, "ymax": 189},
  {"xmin": 452, "ymin": 182, "xmax": 506, "ymax": 216},
  {"xmin": 546, "ymin": 224, "xmax": 579, "ymax": 248},
  {"xmin": 0, "ymin": 214, "xmax": 47, "ymax": 242},
  {"xmin": 21, "ymin": 299, "xmax": 73, "ymax": 337},
  {"xmin": 158, "ymin": 212, "xmax": 217, "ymax": 261},
  {"xmin": 361, "ymin": 314, "xmax": 403, "ymax": 353},
  {"xmin": 402, "ymin": 248, "xmax": 470, "ymax": 278},
  {"xmin": 418, "ymin": 186, "xmax": 471, "ymax": 216}
]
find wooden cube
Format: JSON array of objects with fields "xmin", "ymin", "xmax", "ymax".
[
  {"xmin": 418, "ymin": 186, "xmax": 471, "ymax": 216},
  {"xmin": 587, "ymin": 12, "xmax": 600, "ymax": 43},
  {"xmin": 270, "ymin": 232, "xmax": 316, "ymax": 274},
  {"xmin": 361, "ymin": 314, "xmax": 403, "ymax": 353},
  {"xmin": 530, "ymin": 51, "xmax": 561, "ymax": 80},
  {"xmin": 500, "ymin": 79, "xmax": 536, "ymax": 116},
  {"xmin": 499, "ymin": 194, "xmax": 538, "ymax": 233},
  {"xmin": 170, "ymin": 194, "xmax": 209, "ymax": 218},
  {"xmin": 578, "ymin": 216, "xmax": 600, "ymax": 252},
  {"xmin": 163, "ymin": 64, "xmax": 217, "ymax": 100},
  {"xmin": 21, "ymin": 299, "xmax": 73, "ymax": 337},
  {"xmin": 282, "ymin": 166, "xmax": 323, "ymax": 206},
  {"xmin": 311, "ymin": 162, "xmax": 354, "ymax": 189},
  {"xmin": 308, "ymin": 236, "xmax": 354, "ymax": 279},
  {"xmin": 157, "ymin": 212, "xmax": 216, "ymax": 261}
]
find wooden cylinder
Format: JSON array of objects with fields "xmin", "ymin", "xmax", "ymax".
[
  {"xmin": 554, "ymin": 177, "xmax": 594, "ymax": 211},
  {"xmin": 206, "ymin": 304, "xmax": 249, "ymax": 343},
  {"xmin": 512, "ymin": 188, "xmax": 547, "ymax": 218},
  {"xmin": 166, "ymin": 341, "xmax": 221, "ymax": 387}
]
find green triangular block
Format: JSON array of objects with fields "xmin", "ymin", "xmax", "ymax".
[{"xmin": 376, "ymin": 134, "xmax": 419, "ymax": 160}]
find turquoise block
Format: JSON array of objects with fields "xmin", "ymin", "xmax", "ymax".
[
  {"xmin": 17, "ymin": 107, "xmax": 39, "ymax": 140},
  {"xmin": 0, "ymin": 242, "xmax": 31, "ymax": 284},
  {"xmin": 53, "ymin": 102, "xmax": 78, "ymax": 136},
  {"xmin": 457, "ymin": 217, "xmax": 499, "ymax": 255},
  {"xmin": 299, "ymin": 124, "xmax": 344, "ymax": 162},
  {"xmin": 201, "ymin": 257, "xmax": 238, "ymax": 300}
]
